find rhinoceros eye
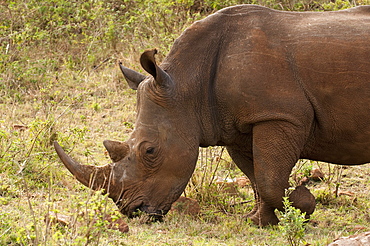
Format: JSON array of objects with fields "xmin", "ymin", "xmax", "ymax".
[
  {"xmin": 139, "ymin": 142, "xmax": 162, "ymax": 166},
  {"xmin": 146, "ymin": 147, "xmax": 155, "ymax": 155}
]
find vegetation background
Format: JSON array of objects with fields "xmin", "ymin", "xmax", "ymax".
[{"xmin": 1, "ymin": 0, "xmax": 370, "ymax": 245}]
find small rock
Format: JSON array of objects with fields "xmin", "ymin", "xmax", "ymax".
[
  {"xmin": 217, "ymin": 181, "xmax": 239, "ymax": 195},
  {"xmin": 104, "ymin": 215, "xmax": 129, "ymax": 233},
  {"xmin": 311, "ymin": 168, "xmax": 325, "ymax": 181},
  {"xmin": 235, "ymin": 177, "xmax": 249, "ymax": 188},
  {"xmin": 45, "ymin": 212, "xmax": 71, "ymax": 227},
  {"xmin": 328, "ymin": 231, "xmax": 370, "ymax": 246},
  {"xmin": 170, "ymin": 196, "xmax": 200, "ymax": 216},
  {"xmin": 299, "ymin": 176, "xmax": 310, "ymax": 185}
]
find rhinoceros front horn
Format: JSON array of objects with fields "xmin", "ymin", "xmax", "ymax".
[{"xmin": 54, "ymin": 142, "xmax": 112, "ymax": 191}]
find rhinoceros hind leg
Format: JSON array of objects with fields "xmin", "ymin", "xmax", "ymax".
[{"xmin": 289, "ymin": 185, "xmax": 316, "ymax": 216}]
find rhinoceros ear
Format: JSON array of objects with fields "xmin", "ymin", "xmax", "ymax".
[
  {"xmin": 103, "ymin": 140, "xmax": 129, "ymax": 163},
  {"xmin": 140, "ymin": 49, "xmax": 173, "ymax": 89},
  {"xmin": 119, "ymin": 62, "xmax": 146, "ymax": 90}
]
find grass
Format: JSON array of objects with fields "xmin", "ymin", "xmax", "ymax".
[{"xmin": 1, "ymin": 0, "xmax": 370, "ymax": 245}]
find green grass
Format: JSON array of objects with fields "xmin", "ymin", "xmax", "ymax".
[{"xmin": 1, "ymin": 0, "xmax": 370, "ymax": 245}]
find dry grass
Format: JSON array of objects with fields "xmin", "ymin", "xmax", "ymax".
[{"xmin": 1, "ymin": 0, "xmax": 370, "ymax": 245}]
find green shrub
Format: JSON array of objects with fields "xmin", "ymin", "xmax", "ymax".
[
  {"xmin": 3, "ymin": 0, "xmax": 367, "ymax": 100},
  {"xmin": 277, "ymin": 188, "xmax": 308, "ymax": 246}
]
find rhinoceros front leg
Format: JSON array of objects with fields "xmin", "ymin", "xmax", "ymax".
[
  {"xmin": 229, "ymin": 121, "xmax": 315, "ymax": 226},
  {"xmin": 227, "ymin": 145, "xmax": 279, "ymax": 225},
  {"xmin": 251, "ymin": 121, "xmax": 316, "ymax": 226},
  {"xmin": 226, "ymin": 146, "xmax": 259, "ymax": 214}
]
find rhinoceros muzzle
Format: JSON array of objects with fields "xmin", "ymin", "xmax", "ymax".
[
  {"xmin": 138, "ymin": 205, "xmax": 166, "ymax": 222},
  {"xmin": 54, "ymin": 141, "xmax": 169, "ymax": 222},
  {"xmin": 120, "ymin": 203, "xmax": 165, "ymax": 222}
]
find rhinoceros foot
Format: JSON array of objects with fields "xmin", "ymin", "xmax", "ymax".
[{"xmin": 245, "ymin": 202, "xmax": 279, "ymax": 226}]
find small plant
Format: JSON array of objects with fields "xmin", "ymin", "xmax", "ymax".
[
  {"xmin": 291, "ymin": 159, "xmax": 313, "ymax": 186},
  {"xmin": 277, "ymin": 188, "xmax": 308, "ymax": 246}
]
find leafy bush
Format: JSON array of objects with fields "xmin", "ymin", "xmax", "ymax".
[
  {"xmin": 277, "ymin": 188, "xmax": 309, "ymax": 246},
  {"xmin": 3, "ymin": 0, "xmax": 368, "ymax": 101}
]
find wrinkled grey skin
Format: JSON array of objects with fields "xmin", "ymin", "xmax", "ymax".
[{"xmin": 55, "ymin": 5, "xmax": 370, "ymax": 226}]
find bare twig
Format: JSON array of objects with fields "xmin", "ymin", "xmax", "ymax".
[
  {"xmin": 20, "ymin": 159, "xmax": 40, "ymax": 245},
  {"xmin": 229, "ymin": 199, "xmax": 254, "ymax": 207},
  {"xmin": 92, "ymin": 58, "xmax": 111, "ymax": 71}
]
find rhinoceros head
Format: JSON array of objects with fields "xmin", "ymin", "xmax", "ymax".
[{"xmin": 55, "ymin": 49, "xmax": 199, "ymax": 220}]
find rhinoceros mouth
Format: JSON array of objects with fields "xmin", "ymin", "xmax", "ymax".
[
  {"xmin": 121, "ymin": 204, "xmax": 165, "ymax": 222},
  {"xmin": 137, "ymin": 205, "xmax": 169, "ymax": 222}
]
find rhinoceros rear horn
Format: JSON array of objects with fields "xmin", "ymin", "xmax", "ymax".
[
  {"xmin": 118, "ymin": 62, "xmax": 146, "ymax": 90},
  {"xmin": 140, "ymin": 49, "xmax": 173, "ymax": 90},
  {"xmin": 103, "ymin": 140, "xmax": 129, "ymax": 162},
  {"xmin": 54, "ymin": 142, "xmax": 112, "ymax": 191}
]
